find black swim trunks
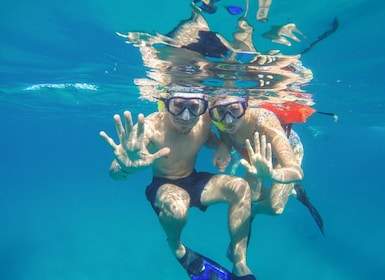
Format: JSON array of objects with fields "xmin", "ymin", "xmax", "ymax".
[{"xmin": 145, "ymin": 170, "xmax": 214, "ymax": 215}]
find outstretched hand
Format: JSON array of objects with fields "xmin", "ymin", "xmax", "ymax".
[
  {"xmin": 240, "ymin": 132, "xmax": 273, "ymax": 179},
  {"xmin": 100, "ymin": 111, "xmax": 170, "ymax": 172}
]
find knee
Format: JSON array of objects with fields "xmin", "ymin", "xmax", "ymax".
[
  {"xmin": 273, "ymin": 207, "xmax": 284, "ymax": 215},
  {"xmin": 228, "ymin": 178, "xmax": 250, "ymax": 203},
  {"xmin": 270, "ymin": 203, "xmax": 285, "ymax": 215},
  {"xmin": 156, "ymin": 193, "xmax": 189, "ymax": 221}
]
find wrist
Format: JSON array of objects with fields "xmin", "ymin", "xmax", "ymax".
[
  {"xmin": 271, "ymin": 169, "xmax": 288, "ymax": 183},
  {"xmin": 111, "ymin": 161, "xmax": 135, "ymax": 178}
]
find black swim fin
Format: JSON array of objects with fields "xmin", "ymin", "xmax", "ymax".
[{"xmin": 294, "ymin": 184, "xmax": 325, "ymax": 236}]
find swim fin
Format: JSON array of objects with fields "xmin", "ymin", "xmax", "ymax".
[
  {"xmin": 294, "ymin": 184, "xmax": 325, "ymax": 236},
  {"xmin": 191, "ymin": 254, "xmax": 232, "ymax": 280},
  {"xmin": 179, "ymin": 247, "xmax": 256, "ymax": 280}
]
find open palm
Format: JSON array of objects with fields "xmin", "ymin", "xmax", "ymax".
[
  {"xmin": 100, "ymin": 111, "xmax": 170, "ymax": 172},
  {"xmin": 240, "ymin": 132, "xmax": 273, "ymax": 179}
]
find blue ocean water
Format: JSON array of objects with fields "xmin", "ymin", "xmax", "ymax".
[{"xmin": 1, "ymin": 0, "xmax": 385, "ymax": 279}]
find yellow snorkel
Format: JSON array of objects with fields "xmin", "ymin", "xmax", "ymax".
[
  {"xmin": 156, "ymin": 92, "xmax": 170, "ymax": 112},
  {"xmin": 158, "ymin": 98, "xmax": 166, "ymax": 112},
  {"xmin": 209, "ymin": 97, "xmax": 226, "ymax": 131},
  {"xmin": 212, "ymin": 120, "xmax": 226, "ymax": 131}
]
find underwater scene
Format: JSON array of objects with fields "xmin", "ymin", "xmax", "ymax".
[{"xmin": 1, "ymin": 0, "xmax": 385, "ymax": 279}]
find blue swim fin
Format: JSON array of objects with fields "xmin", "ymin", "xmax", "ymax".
[
  {"xmin": 179, "ymin": 247, "xmax": 256, "ymax": 280},
  {"xmin": 190, "ymin": 253, "xmax": 232, "ymax": 280},
  {"xmin": 192, "ymin": 257, "xmax": 257, "ymax": 280}
]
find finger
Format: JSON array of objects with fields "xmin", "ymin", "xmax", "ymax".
[
  {"xmin": 212, "ymin": 157, "xmax": 221, "ymax": 170},
  {"xmin": 152, "ymin": 147, "xmax": 171, "ymax": 160},
  {"xmin": 99, "ymin": 131, "xmax": 117, "ymax": 150},
  {"xmin": 260, "ymin": 134, "xmax": 267, "ymax": 158},
  {"xmin": 240, "ymin": 158, "xmax": 253, "ymax": 173},
  {"xmin": 212, "ymin": 155, "xmax": 216, "ymax": 167},
  {"xmin": 216, "ymin": 158, "xmax": 229, "ymax": 172},
  {"xmin": 266, "ymin": 142, "xmax": 272, "ymax": 163},
  {"xmin": 123, "ymin": 111, "xmax": 133, "ymax": 137},
  {"xmin": 113, "ymin": 114, "xmax": 125, "ymax": 144},
  {"xmin": 244, "ymin": 139, "xmax": 255, "ymax": 161},
  {"xmin": 216, "ymin": 163, "xmax": 226, "ymax": 172},
  {"xmin": 136, "ymin": 113, "xmax": 145, "ymax": 138},
  {"xmin": 217, "ymin": 167, "xmax": 225, "ymax": 172},
  {"xmin": 253, "ymin": 132, "xmax": 260, "ymax": 155}
]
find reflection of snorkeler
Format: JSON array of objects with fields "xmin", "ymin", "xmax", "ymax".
[
  {"xmin": 165, "ymin": 9, "xmax": 301, "ymax": 69},
  {"xmin": 263, "ymin": 17, "xmax": 339, "ymax": 54},
  {"xmin": 300, "ymin": 17, "xmax": 339, "ymax": 54},
  {"xmin": 256, "ymin": 0, "xmax": 272, "ymax": 22},
  {"xmin": 118, "ymin": 7, "xmax": 310, "ymax": 100},
  {"xmin": 263, "ymin": 23, "xmax": 307, "ymax": 46},
  {"xmin": 191, "ymin": 0, "xmax": 272, "ymax": 22},
  {"xmin": 166, "ymin": 6, "xmax": 254, "ymax": 58}
]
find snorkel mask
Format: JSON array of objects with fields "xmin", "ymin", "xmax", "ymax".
[
  {"xmin": 158, "ymin": 92, "xmax": 209, "ymax": 120},
  {"xmin": 209, "ymin": 95, "xmax": 248, "ymax": 131}
]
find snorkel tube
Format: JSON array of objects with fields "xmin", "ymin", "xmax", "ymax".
[
  {"xmin": 156, "ymin": 91, "xmax": 169, "ymax": 112},
  {"xmin": 158, "ymin": 98, "xmax": 166, "ymax": 112},
  {"xmin": 208, "ymin": 96, "xmax": 225, "ymax": 131},
  {"xmin": 212, "ymin": 120, "xmax": 226, "ymax": 131}
]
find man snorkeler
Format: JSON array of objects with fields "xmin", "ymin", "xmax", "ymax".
[{"xmin": 100, "ymin": 92, "xmax": 257, "ymax": 279}]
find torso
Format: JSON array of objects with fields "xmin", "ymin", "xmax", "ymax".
[
  {"xmin": 144, "ymin": 112, "xmax": 212, "ymax": 179},
  {"xmin": 225, "ymin": 108, "xmax": 278, "ymax": 155},
  {"xmin": 223, "ymin": 108, "xmax": 294, "ymax": 164}
]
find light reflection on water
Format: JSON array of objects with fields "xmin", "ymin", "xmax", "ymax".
[{"xmin": 118, "ymin": 8, "xmax": 316, "ymax": 111}]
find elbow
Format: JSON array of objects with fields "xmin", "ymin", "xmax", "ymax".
[
  {"xmin": 291, "ymin": 166, "xmax": 304, "ymax": 182},
  {"xmin": 273, "ymin": 166, "xmax": 303, "ymax": 183},
  {"xmin": 297, "ymin": 167, "xmax": 304, "ymax": 181},
  {"xmin": 287, "ymin": 163, "xmax": 303, "ymax": 182}
]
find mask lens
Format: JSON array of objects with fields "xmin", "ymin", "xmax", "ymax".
[
  {"xmin": 209, "ymin": 105, "xmax": 227, "ymax": 121},
  {"xmin": 165, "ymin": 96, "xmax": 208, "ymax": 117},
  {"xmin": 209, "ymin": 101, "xmax": 247, "ymax": 121},
  {"xmin": 227, "ymin": 102, "xmax": 245, "ymax": 118}
]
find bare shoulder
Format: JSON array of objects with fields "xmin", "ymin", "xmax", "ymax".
[
  {"xmin": 138, "ymin": 112, "xmax": 167, "ymax": 143},
  {"xmin": 143, "ymin": 112, "xmax": 165, "ymax": 129},
  {"xmin": 252, "ymin": 108, "xmax": 283, "ymax": 130},
  {"xmin": 144, "ymin": 111, "xmax": 165, "ymax": 123}
]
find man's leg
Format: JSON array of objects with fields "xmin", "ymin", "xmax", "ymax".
[
  {"xmin": 200, "ymin": 175, "xmax": 253, "ymax": 277},
  {"xmin": 155, "ymin": 183, "xmax": 190, "ymax": 259}
]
